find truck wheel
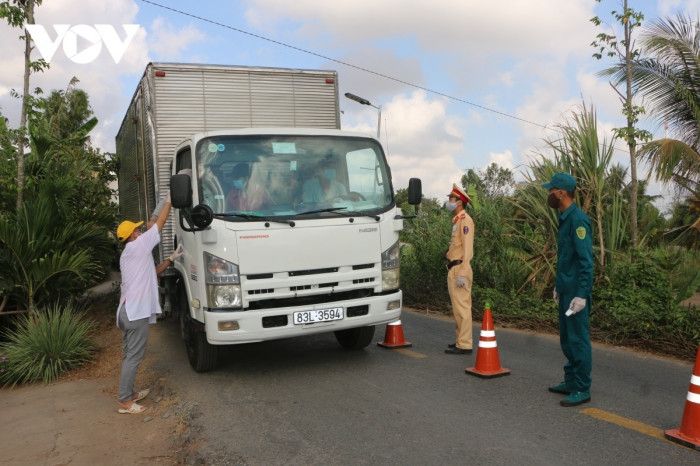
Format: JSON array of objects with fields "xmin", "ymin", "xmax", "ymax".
[
  {"xmin": 176, "ymin": 283, "xmax": 189, "ymax": 341},
  {"xmin": 184, "ymin": 322, "xmax": 219, "ymax": 373},
  {"xmin": 334, "ymin": 326, "xmax": 375, "ymax": 349}
]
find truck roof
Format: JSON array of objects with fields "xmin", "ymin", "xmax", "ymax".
[
  {"xmin": 148, "ymin": 62, "xmax": 337, "ymax": 74},
  {"xmin": 191, "ymin": 127, "xmax": 377, "ymax": 140}
]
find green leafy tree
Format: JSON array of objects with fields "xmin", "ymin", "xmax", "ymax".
[
  {"xmin": 0, "ymin": 84, "xmax": 117, "ymax": 312},
  {"xmin": 592, "ymin": 0, "xmax": 652, "ymax": 248},
  {"xmin": 0, "ymin": 197, "xmax": 100, "ymax": 312},
  {"xmin": 0, "ymin": 0, "xmax": 48, "ymax": 210},
  {"xmin": 614, "ymin": 15, "xmax": 700, "ymax": 245},
  {"xmin": 516, "ymin": 104, "xmax": 619, "ymax": 277}
]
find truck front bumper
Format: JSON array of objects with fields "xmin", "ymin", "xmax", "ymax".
[{"xmin": 203, "ymin": 290, "xmax": 402, "ymax": 344}]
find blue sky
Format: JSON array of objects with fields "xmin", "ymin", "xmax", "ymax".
[{"xmin": 1, "ymin": 0, "xmax": 698, "ymax": 206}]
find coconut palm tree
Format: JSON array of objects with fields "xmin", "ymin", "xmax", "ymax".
[
  {"xmin": 612, "ymin": 14, "xmax": 700, "ymax": 241},
  {"xmin": 631, "ymin": 15, "xmax": 699, "ymax": 184}
]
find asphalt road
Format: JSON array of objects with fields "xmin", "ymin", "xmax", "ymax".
[{"xmin": 150, "ymin": 310, "xmax": 698, "ymax": 465}]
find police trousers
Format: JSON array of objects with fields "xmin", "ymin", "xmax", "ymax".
[
  {"xmin": 447, "ymin": 267, "xmax": 473, "ymax": 350},
  {"xmin": 558, "ymin": 293, "xmax": 592, "ymax": 392}
]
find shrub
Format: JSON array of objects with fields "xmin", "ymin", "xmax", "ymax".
[
  {"xmin": 400, "ymin": 206, "xmax": 452, "ymax": 308},
  {"xmin": 593, "ymin": 252, "xmax": 700, "ymax": 356},
  {"xmin": 0, "ymin": 303, "xmax": 95, "ymax": 386}
]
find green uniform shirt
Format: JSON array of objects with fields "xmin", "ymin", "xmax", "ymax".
[{"xmin": 555, "ymin": 203, "xmax": 593, "ymax": 298}]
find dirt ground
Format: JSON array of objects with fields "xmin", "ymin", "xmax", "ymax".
[{"xmin": 0, "ymin": 295, "xmax": 194, "ymax": 466}]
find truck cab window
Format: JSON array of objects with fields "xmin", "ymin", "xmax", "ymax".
[
  {"xmin": 195, "ymin": 135, "xmax": 393, "ymax": 220},
  {"xmin": 176, "ymin": 147, "xmax": 192, "ymax": 173}
]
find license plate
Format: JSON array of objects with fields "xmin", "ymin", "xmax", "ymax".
[{"xmin": 292, "ymin": 307, "xmax": 344, "ymax": 325}]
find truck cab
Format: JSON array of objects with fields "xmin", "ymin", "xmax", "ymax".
[{"xmin": 169, "ymin": 128, "xmax": 421, "ymax": 371}]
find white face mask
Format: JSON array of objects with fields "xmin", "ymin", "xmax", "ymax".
[{"xmin": 446, "ymin": 201, "xmax": 458, "ymax": 211}]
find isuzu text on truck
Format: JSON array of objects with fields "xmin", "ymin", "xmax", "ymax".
[{"xmin": 117, "ymin": 63, "xmax": 421, "ymax": 371}]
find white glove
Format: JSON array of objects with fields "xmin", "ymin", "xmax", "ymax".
[
  {"xmin": 553, "ymin": 289, "xmax": 559, "ymax": 304},
  {"xmin": 168, "ymin": 244, "xmax": 184, "ymax": 262},
  {"xmin": 565, "ymin": 297, "xmax": 586, "ymax": 317},
  {"xmin": 456, "ymin": 276, "xmax": 466, "ymax": 288}
]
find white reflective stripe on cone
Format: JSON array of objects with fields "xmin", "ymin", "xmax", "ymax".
[
  {"xmin": 388, "ymin": 320, "xmax": 402, "ymax": 326},
  {"xmin": 688, "ymin": 391, "xmax": 700, "ymax": 404},
  {"xmin": 481, "ymin": 330, "xmax": 495, "ymax": 337},
  {"xmin": 691, "ymin": 374, "xmax": 700, "ymax": 386},
  {"xmin": 479, "ymin": 341, "xmax": 497, "ymax": 348}
]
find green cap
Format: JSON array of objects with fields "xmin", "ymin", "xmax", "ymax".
[{"xmin": 542, "ymin": 172, "xmax": 576, "ymax": 191}]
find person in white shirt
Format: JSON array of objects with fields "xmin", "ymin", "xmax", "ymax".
[{"xmin": 115, "ymin": 194, "xmax": 182, "ymax": 414}]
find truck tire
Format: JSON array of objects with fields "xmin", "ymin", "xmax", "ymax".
[
  {"xmin": 176, "ymin": 282, "xmax": 189, "ymax": 341},
  {"xmin": 177, "ymin": 280, "xmax": 219, "ymax": 372},
  {"xmin": 185, "ymin": 328, "xmax": 219, "ymax": 373},
  {"xmin": 334, "ymin": 326, "xmax": 375, "ymax": 349}
]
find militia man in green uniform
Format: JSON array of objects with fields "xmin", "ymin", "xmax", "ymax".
[
  {"xmin": 543, "ymin": 172, "xmax": 593, "ymax": 407},
  {"xmin": 444, "ymin": 184, "xmax": 475, "ymax": 355}
]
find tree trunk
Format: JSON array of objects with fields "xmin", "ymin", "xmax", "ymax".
[
  {"xmin": 16, "ymin": 0, "xmax": 35, "ymax": 211},
  {"xmin": 624, "ymin": 0, "xmax": 639, "ymax": 248},
  {"xmin": 596, "ymin": 202, "xmax": 606, "ymax": 273}
]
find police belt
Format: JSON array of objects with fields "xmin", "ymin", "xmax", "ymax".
[{"xmin": 446, "ymin": 259, "xmax": 463, "ymax": 270}]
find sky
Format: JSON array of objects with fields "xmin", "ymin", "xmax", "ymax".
[{"xmin": 1, "ymin": 0, "xmax": 698, "ymax": 209}]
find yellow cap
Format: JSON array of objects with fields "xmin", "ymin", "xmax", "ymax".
[{"xmin": 116, "ymin": 220, "xmax": 144, "ymax": 242}]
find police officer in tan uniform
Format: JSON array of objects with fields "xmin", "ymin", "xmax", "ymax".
[{"xmin": 444, "ymin": 184, "xmax": 475, "ymax": 355}]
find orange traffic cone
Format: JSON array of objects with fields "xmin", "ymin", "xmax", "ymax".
[
  {"xmin": 377, "ymin": 320, "xmax": 412, "ymax": 349},
  {"xmin": 465, "ymin": 307, "xmax": 510, "ymax": 378},
  {"xmin": 665, "ymin": 346, "xmax": 700, "ymax": 450}
]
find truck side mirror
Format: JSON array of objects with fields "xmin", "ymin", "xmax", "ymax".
[
  {"xmin": 407, "ymin": 178, "xmax": 422, "ymax": 205},
  {"xmin": 170, "ymin": 174, "xmax": 192, "ymax": 208}
]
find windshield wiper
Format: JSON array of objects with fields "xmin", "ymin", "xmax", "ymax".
[
  {"xmin": 295, "ymin": 207, "xmax": 348, "ymax": 216},
  {"xmin": 213, "ymin": 212, "xmax": 294, "ymax": 226},
  {"xmin": 295, "ymin": 207, "xmax": 380, "ymax": 221}
]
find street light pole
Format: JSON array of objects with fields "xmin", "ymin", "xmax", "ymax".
[{"xmin": 344, "ymin": 92, "xmax": 381, "ymax": 139}]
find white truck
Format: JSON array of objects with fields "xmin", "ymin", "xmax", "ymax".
[{"xmin": 117, "ymin": 63, "xmax": 421, "ymax": 371}]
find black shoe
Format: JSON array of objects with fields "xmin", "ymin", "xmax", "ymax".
[
  {"xmin": 447, "ymin": 343, "xmax": 456, "ymax": 349},
  {"xmin": 444, "ymin": 347, "xmax": 472, "ymax": 355}
]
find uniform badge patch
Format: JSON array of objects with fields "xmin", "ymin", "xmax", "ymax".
[
  {"xmin": 463, "ymin": 226, "xmax": 469, "ymax": 235},
  {"xmin": 576, "ymin": 226, "xmax": 586, "ymax": 240}
]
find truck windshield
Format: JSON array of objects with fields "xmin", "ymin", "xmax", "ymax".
[{"xmin": 195, "ymin": 135, "xmax": 393, "ymax": 219}]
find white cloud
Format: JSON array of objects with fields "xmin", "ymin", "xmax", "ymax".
[
  {"xmin": 245, "ymin": 0, "xmax": 595, "ymax": 59},
  {"xmin": 149, "ymin": 17, "xmax": 205, "ymax": 58},
  {"xmin": 497, "ymin": 72, "xmax": 514, "ymax": 87},
  {"xmin": 0, "ymin": 1, "xmax": 212, "ymax": 153},
  {"xmin": 488, "ymin": 150, "xmax": 515, "ymax": 170},
  {"xmin": 344, "ymin": 90, "xmax": 464, "ymax": 199},
  {"xmin": 659, "ymin": 0, "xmax": 700, "ymax": 16},
  {"xmin": 0, "ymin": 0, "xmax": 150, "ymax": 152}
]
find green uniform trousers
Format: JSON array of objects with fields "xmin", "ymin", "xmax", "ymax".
[{"xmin": 558, "ymin": 293, "xmax": 592, "ymax": 392}]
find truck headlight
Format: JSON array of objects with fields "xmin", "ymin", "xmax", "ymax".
[
  {"xmin": 381, "ymin": 242, "xmax": 400, "ymax": 291},
  {"xmin": 205, "ymin": 253, "xmax": 242, "ymax": 308},
  {"xmin": 207, "ymin": 284, "xmax": 242, "ymax": 308}
]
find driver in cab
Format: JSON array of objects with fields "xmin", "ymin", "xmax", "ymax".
[{"xmin": 302, "ymin": 161, "xmax": 348, "ymax": 204}]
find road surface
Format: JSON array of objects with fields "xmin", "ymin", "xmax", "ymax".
[{"xmin": 150, "ymin": 310, "xmax": 698, "ymax": 465}]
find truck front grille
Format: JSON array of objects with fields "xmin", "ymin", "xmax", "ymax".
[{"xmin": 248, "ymin": 288, "xmax": 373, "ymax": 311}]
